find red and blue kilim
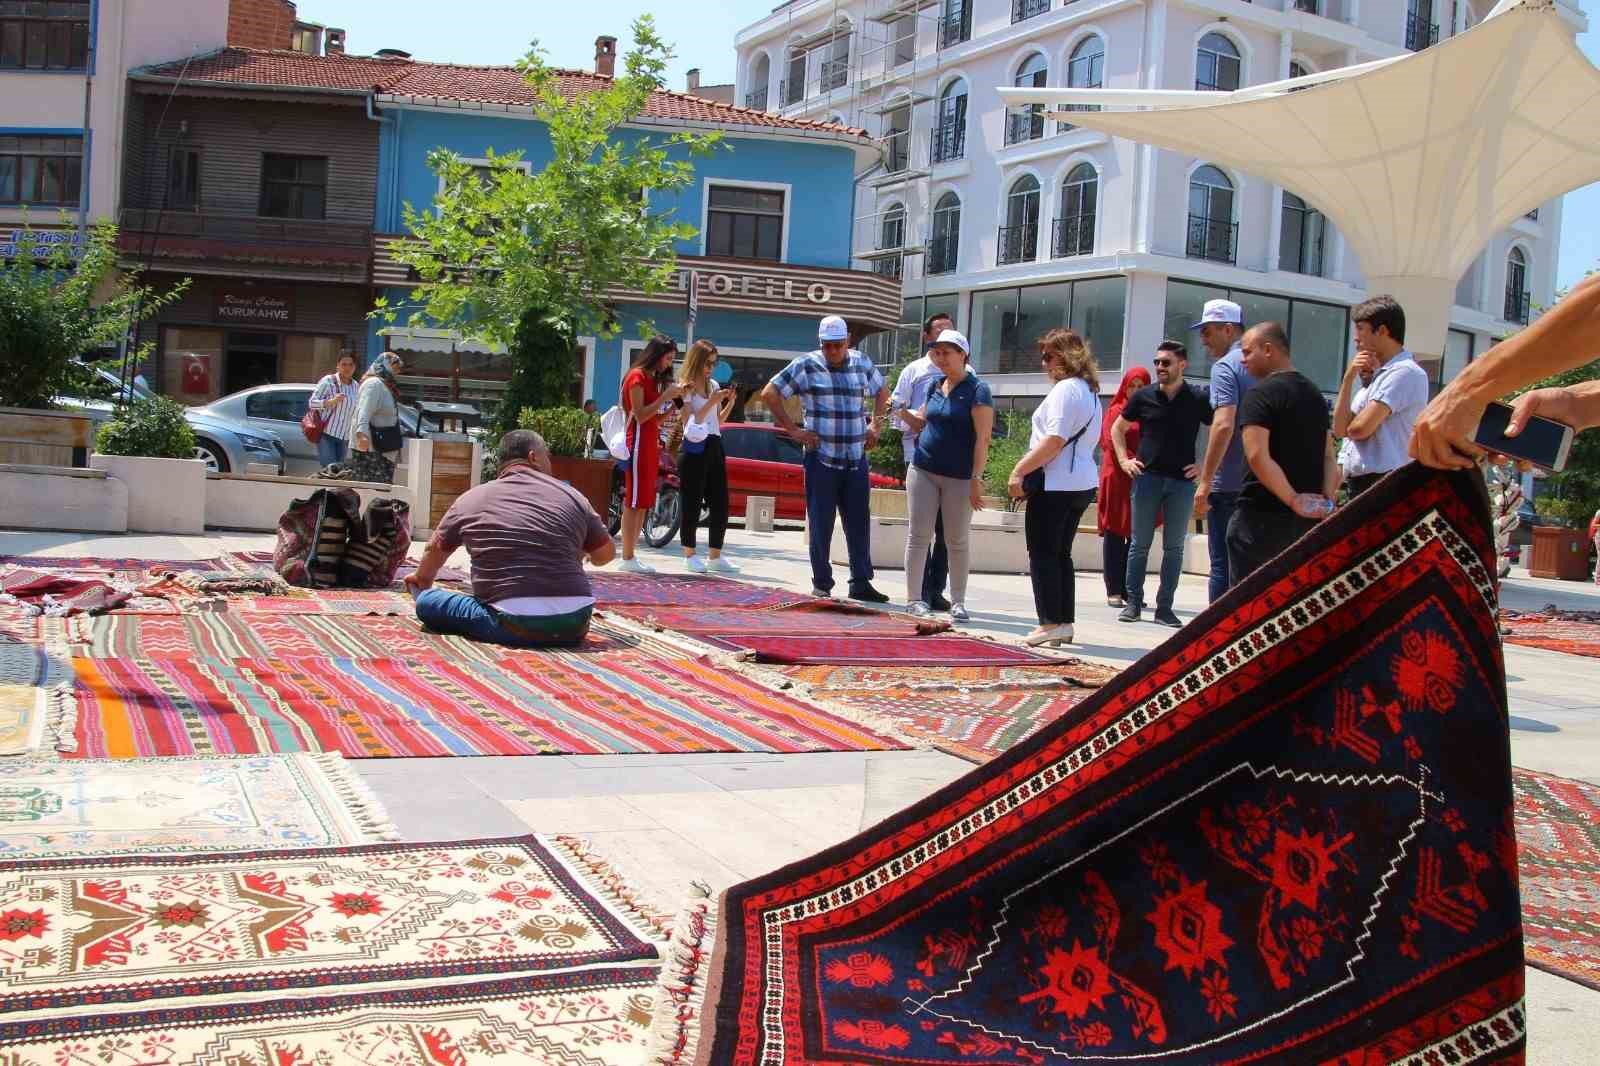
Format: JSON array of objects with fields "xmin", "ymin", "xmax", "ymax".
[{"xmin": 659, "ymin": 467, "xmax": 1525, "ymax": 1065}]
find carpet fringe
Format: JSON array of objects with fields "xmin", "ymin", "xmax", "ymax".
[
  {"xmin": 299, "ymin": 751, "xmax": 401, "ymax": 842},
  {"xmin": 646, "ymin": 882, "xmax": 715, "ymax": 1065},
  {"xmin": 548, "ymin": 834, "xmax": 674, "ymax": 941},
  {"xmin": 43, "ymin": 682, "xmax": 76, "ymax": 754}
]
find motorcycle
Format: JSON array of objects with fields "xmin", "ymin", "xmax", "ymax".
[{"xmin": 607, "ymin": 448, "xmax": 682, "ymax": 549}]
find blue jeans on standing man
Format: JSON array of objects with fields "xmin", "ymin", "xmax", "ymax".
[
  {"xmin": 1124, "ymin": 473, "xmax": 1197, "ymax": 613},
  {"xmin": 804, "ymin": 452, "xmax": 873, "ymax": 593},
  {"xmin": 1204, "ymin": 490, "xmax": 1238, "ymax": 603},
  {"xmin": 317, "ymin": 434, "xmax": 348, "ymax": 468}
]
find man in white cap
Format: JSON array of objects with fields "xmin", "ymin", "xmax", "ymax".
[
  {"xmin": 761, "ymin": 315, "xmax": 891, "ymax": 602},
  {"xmin": 1189, "ymin": 298, "xmax": 1257, "ymax": 601}
]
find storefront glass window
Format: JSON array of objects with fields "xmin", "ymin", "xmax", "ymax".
[
  {"xmin": 1012, "ymin": 283, "xmax": 1070, "ymax": 373},
  {"xmin": 1163, "ymin": 279, "xmax": 1349, "ymax": 391},
  {"xmin": 972, "ymin": 278, "xmax": 1125, "ymax": 377},
  {"xmin": 1164, "ymin": 281, "xmax": 1226, "ymax": 378},
  {"xmin": 280, "ymin": 335, "xmax": 343, "ymax": 384},
  {"xmin": 1287, "ymin": 299, "xmax": 1347, "ymax": 391},
  {"xmin": 1069, "ymin": 276, "xmax": 1126, "ymax": 372},
  {"xmin": 970, "ymin": 288, "xmax": 1019, "ymax": 375},
  {"xmin": 1232, "ymin": 292, "xmax": 1290, "ymax": 338},
  {"xmin": 161, "ymin": 327, "xmax": 224, "ymax": 405}
]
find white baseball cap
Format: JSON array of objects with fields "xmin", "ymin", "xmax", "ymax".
[
  {"xmin": 1190, "ymin": 299, "xmax": 1243, "ymax": 329},
  {"xmin": 932, "ymin": 329, "xmax": 970, "ymax": 355},
  {"xmin": 818, "ymin": 315, "xmax": 849, "ymax": 342}
]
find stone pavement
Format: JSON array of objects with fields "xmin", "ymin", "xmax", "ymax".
[{"xmin": 2, "ymin": 523, "xmax": 1595, "ymax": 1063}]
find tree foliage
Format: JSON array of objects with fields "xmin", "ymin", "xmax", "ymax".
[
  {"xmin": 1517, "ymin": 272, "xmax": 1600, "ymax": 525},
  {"xmin": 94, "ymin": 395, "xmax": 197, "ymax": 459},
  {"xmin": 0, "ymin": 220, "xmax": 187, "ymax": 410}
]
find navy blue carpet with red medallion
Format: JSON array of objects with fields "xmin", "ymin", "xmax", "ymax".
[{"xmin": 654, "ymin": 466, "xmax": 1524, "ymax": 1066}]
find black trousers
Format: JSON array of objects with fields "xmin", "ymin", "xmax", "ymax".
[
  {"xmin": 678, "ymin": 437, "xmax": 729, "ymax": 551},
  {"xmin": 1102, "ymin": 533, "xmax": 1129, "ymax": 598},
  {"xmin": 1346, "ymin": 473, "xmax": 1383, "ymax": 498},
  {"xmin": 1025, "ymin": 488, "xmax": 1096, "ymax": 625},
  {"xmin": 1225, "ymin": 506, "xmax": 1317, "ymax": 589}
]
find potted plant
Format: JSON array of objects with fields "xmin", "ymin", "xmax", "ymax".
[
  {"xmin": 89, "ymin": 396, "xmax": 208, "ymax": 534},
  {"xmin": 516, "ymin": 406, "xmax": 612, "ymax": 515}
]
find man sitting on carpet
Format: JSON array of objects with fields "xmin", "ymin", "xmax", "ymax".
[{"xmin": 405, "ymin": 429, "xmax": 615, "ymax": 646}]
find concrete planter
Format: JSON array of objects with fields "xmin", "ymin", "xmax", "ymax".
[
  {"xmin": 0, "ymin": 407, "xmax": 95, "ymax": 468},
  {"xmin": 89, "ymin": 454, "xmax": 206, "ymax": 535},
  {"xmin": 549, "ymin": 455, "xmax": 615, "ymax": 517},
  {"xmin": 870, "ymin": 487, "xmax": 1011, "ymax": 518},
  {"xmin": 205, "ymin": 474, "xmax": 412, "ymax": 533},
  {"xmin": 0, "ymin": 464, "xmax": 128, "ymax": 532}
]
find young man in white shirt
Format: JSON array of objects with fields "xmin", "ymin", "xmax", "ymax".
[
  {"xmin": 1333, "ymin": 295, "xmax": 1430, "ymax": 497},
  {"xmin": 890, "ymin": 312, "xmax": 954, "ymax": 609}
]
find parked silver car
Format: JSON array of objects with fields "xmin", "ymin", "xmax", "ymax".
[{"xmin": 193, "ymin": 383, "xmax": 438, "ymax": 477}]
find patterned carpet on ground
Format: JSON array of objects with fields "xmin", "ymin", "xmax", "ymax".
[
  {"xmin": 1513, "ymin": 767, "xmax": 1600, "ymax": 991},
  {"xmin": 1500, "ymin": 605, "xmax": 1600, "ymax": 658},
  {"xmin": 0, "ymin": 836, "xmax": 663, "ymax": 1063},
  {"xmin": 590, "ymin": 572, "xmax": 811, "ymax": 609},
  {"xmin": 654, "ymin": 466, "xmax": 1528, "ymax": 1065},
  {"xmin": 609, "ymin": 601, "xmax": 951, "ymax": 638},
  {"xmin": 706, "ymin": 633, "xmax": 1056, "ymax": 666},
  {"xmin": 0, "ymin": 753, "xmax": 396, "ymax": 857}
]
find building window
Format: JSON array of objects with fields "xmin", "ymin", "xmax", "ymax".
[
  {"xmin": 929, "ymin": 192, "xmax": 960, "ymax": 275},
  {"xmin": 940, "ymin": 0, "xmax": 972, "ymax": 48},
  {"xmin": 933, "ymin": 80, "xmax": 967, "ymax": 163},
  {"xmin": 1279, "ymin": 192, "xmax": 1325, "ymax": 275},
  {"xmin": 883, "ymin": 104, "xmax": 910, "ymax": 174},
  {"xmin": 1504, "ymin": 247, "xmax": 1530, "ymax": 324},
  {"xmin": 259, "ymin": 154, "xmax": 327, "ymax": 219},
  {"xmin": 0, "ymin": 1, "xmax": 90, "ymax": 71},
  {"xmin": 1406, "ymin": 0, "xmax": 1439, "ymax": 51},
  {"xmin": 1294, "ymin": 0, "xmax": 1320, "ymax": 14},
  {"xmin": 1013, "ymin": 0, "xmax": 1050, "ymax": 24},
  {"xmin": 1187, "ymin": 164, "xmax": 1237, "ymax": 264},
  {"xmin": 706, "ymin": 184, "xmax": 785, "ymax": 261},
  {"xmin": 891, "ymin": 14, "xmax": 917, "ymax": 66},
  {"xmin": 1054, "ymin": 164, "xmax": 1096, "ymax": 258},
  {"xmin": 0, "ymin": 135, "xmax": 83, "ymax": 207},
  {"xmin": 1196, "ymin": 32, "xmax": 1241, "ymax": 92},
  {"xmin": 1163, "ymin": 279, "xmax": 1349, "ymax": 391},
  {"xmin": 971, "ymin": 276, "xmax": 1127, "ymax": 375},
  {"xmin": 1059, "ymin": 36, "xmax": 1104, "ymax": 132},
  {"xmin": 746, "ymin": 54, "xmax": 770, "ymax": 110},
  {"xmin": 875, "ymin": 203, "xmax": 906, "ymax": 280},
  {"xmin": 1006, "ymin": 54, "xmax": 1048, "ymax": 145},
  {"xmin": 168, "ymin": 149, "xmax": 200, "ymax": 211},
  {"xmin": 998, "ymin": 175, "xmax": 1040, "ymax": 265},
  {"xmin": 782, "ymin": 51, "xmax": 805, "ymax": 106}
]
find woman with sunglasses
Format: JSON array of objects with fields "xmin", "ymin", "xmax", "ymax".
[
  {"xmin": 1008, "ymin": 329, "xmax": 1102, "ymax": 647},
  {"xmin": 677, "ymin": 340, "xmax": 740, "ymax": 573},
  {"xmin": 618, "ymin": 335, "xmax": 685, "ymax": 572}
]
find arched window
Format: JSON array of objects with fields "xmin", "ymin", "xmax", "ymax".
[
  {"xmin": 1007, "ymin": 53, "xmax": 1048, "ymax": 145},
  {"xmin": 1055, "ymin": 163, "xmax": 1096, "ymax": 257},
  {"xmin": 1187, "ymin": 165, "xmax": 1236, "ymax": 263},
  {"xmin": 1279, "ymin": 192, "xmax": 1325, "ymax": 275},
  {"xmin": 999, "ymin": 175, "xmax": 1040, "ymax": 264},
  {"xmin": 747, "ymin": 54, "xmax": 770, "ymax": 110},
  {"xmin": 1504, "ymin": 247, "xmax": 1530, "ymax": 324},
  {"xmin": 1196, "ymin": 32, "xmax": 1241, "ymax": 91},
  {"xmin": 1060, "ymin": 36, "xmax": 1104, "ymax": 132},
  {"xmin": 934, "ymin": 79, "xmax": 967, "ymax": 163},
  {"xmin": 940, "ymin": 0, "xmax": 972, "ymax": 48},
  {"xmin": 875, "ymin": 203, "xmax": 906, "ymax": 279},
  {"xmin": 929, "ymin": 192, "xmax": 960, "ymax": 275}
]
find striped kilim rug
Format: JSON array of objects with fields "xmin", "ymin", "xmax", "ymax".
[
  {"xmin": 712, "ymin": 634, "xmax": 1055, "ymax": 666},
  {"xmin": 0, "ymin": 836, "xmax": 661, "ymax": 1063},
  {"xmin": 1513, "ymin": 767, "xmax": 1600, "ymax": 991},
  {"xmin": 1500, "ymin": 606, "xmax": 1600, "ymax": 658}
]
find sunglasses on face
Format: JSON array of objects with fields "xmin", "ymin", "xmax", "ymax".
[{"xmin": 1153, "ymin": 358, "xmax": 1175, "ymax": 367}]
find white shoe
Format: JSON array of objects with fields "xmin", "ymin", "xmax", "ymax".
[
  {"xmin": 686, "ymin": 555, "xmax": 708, "ymax": 574},
  {"xmin": 615, "ymin": 557, "xmax": 654, "ymax": 574},
  {"xmin": 705, "ymin": 556, "xmax": 740, "ymax": 574},
  {"xmin": 1050, "ymin": 624, "xmax": 1075, "ymax": 646},
  {"xmin": 908, "ymin": 601, "xmax": 933, "ymax": 618},
  {"xmin": 949, "ymin": 603, "xmax": 970, "ymax": 623},
  {"xmin": 811, "ymin": 587, "xmax": 833, "ymax": 599}
]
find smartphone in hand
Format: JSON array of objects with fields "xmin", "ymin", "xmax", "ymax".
[{"xmin": 1473, "ymin": 402, "xmax": 1574, "ymax": 471}]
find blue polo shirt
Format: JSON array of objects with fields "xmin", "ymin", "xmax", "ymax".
[{"xmin": 913, "ymin": 373, "xmax": 994, "ymax": 480}]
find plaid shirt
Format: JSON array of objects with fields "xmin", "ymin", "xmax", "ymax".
[{"xmin": 772, "ymin": 349, "xmax": 885, "ymax": 469}]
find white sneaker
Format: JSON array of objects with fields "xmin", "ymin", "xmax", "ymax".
[
  {"xmin": 705, "ymin": 556, "xmax": 740, "ymax": 574},
  {"xmin": 686, "ymin": 555, "xmax": 708, "ymax": 574},
  {"xmin": 908, "ymin": 600, "xmax": 933, "ymax": 618},
  {"xmin": 615, "ymin": 557, "xmax": 654, "ymax": 574},
  {"xmin": 1050, "ymin": 624, "xmax": 1075, "ymax": 646},
  {"xmin": 949, "ymin": 603, "xmax": 971, "ymax": 623}
]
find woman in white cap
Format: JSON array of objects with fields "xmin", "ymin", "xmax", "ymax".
[{"xmin": 896, "ymin": 329, "xmax": 993, "ymax": 622}]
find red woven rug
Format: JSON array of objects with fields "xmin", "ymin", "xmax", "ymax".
[
  {"xmin": 657, "ymin": 466, "xmax": 1527, "ymax": 1065},
  {"xmin": 714, "ymin": 633, "xmax": 1052, "ymax": 666},
  {"xmin": 1513, "ymin": 767, "xmax": 1600, "ymax": 991},
  {"xmin": 610, "ymin": 602, "xmax": 948, "ymax": 639},
  {"xmin": 591, "ymin": 573, "xmax": 810, "ymax": 609},
  {"xmin": 1500, "ymin": 606, "xmax": 1600, "ymax": 658}
]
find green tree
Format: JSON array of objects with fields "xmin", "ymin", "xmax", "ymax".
[
  {"xmin": 376, "ymin": 16, "xmax": 721, "ymax": 429},
  {"xmin": 1513, "ymin": 272, "xmax": 1600, "ymax": 525},
  {"xmin": 0, "ymin": 219, "xmax": 187, "ymax": 410}
]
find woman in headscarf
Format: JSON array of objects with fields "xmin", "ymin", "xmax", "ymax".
[
  {"xmin": 1097, "ymin": 366, "xmax": 1152, "ymax": 607},
  {"xmin": 349, "ymin": 352, "xmax": 405, "ymax": 485}
]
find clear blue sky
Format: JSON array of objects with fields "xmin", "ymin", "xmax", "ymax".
[{"xmin": 305, "ymin": 0, "xmax": 1599, "ymax": 287}]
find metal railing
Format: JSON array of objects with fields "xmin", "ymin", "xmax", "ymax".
[
  {"xmin": 120, "ymin": 207, "xmax": 370, "ymax": 248},
  {"xmin": 1504, "ymin": 289, "xmax": 1531, "ymax": 325},
  {"xmin": 1186, "ymin": 214, "xmax": 1237, "ymax": 265},
  {"xmin": 997, "ymin": 223, "xmax": 1038, "ymax": 265},
  {"xmin": 927, "ymin": 234, "xmax": 959, "ymax": 275},
  {"xmin": 1004, "ymin": 109, "xmax": 1045, "ymax": 145},
  {"xmin": 931, "ymin": 120, "xmax": 965, "ymax": 164},
  {"xmin": 819, "ymin": 57, "xmax": 849, "ymax": 93},
  {"xmin": 1013, "ymin": 0, "xmax": 1050, "ymax": 23},
  {"xmin": 1052, "ymin": 214, "xmax": 1094, "ymax": 258},
  {"xmin": 1405, "ymin": 14, "xmax": 1439, "ymax": 51},
  {"xmin": 745, "ymin": 87, "xmax": 768, "ymax": 111},
  {"xmin": 939, "ymin": 2, "xmax": 971, "ymax": 47}
]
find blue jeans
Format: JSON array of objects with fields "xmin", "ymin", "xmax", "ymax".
[
  {"xmin": 1205, "ymin": 490, "xmax": 1239, "ymax": 603},
  {"xmin": 804, "ymin": 452, "xmax": 873, "ymax": 593},
  {"xmin": 317, "ymin": 434, "xmax": 348, "ymax": 468},
  {"xmin": 1125, "ymin": 473, "xmax": 1196, "ymax": 613},
  {"xmin": 413, "ymin": 587, "xmax": 591, "ymax": 647}
]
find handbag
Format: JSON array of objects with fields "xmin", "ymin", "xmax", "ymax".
[
  {"xmin": 300, "ymin": 406, "xmax": 324, "ymax": 444},
  {"xmin": 371, "ymin": 422, "xmax": 403, "ymax": 454}
]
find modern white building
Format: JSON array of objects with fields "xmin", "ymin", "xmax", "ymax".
[
  {"xmin": 1, "ymin": 0, "xmax": 228, "ymax": 251},
  {"xmin": 733, "ymin": 0, "xmax": 1567, "ymax": 407}
]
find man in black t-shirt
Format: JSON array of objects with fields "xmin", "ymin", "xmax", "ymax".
[
  {"xmin": 1226, "ymin": 322, "xmax": 1338, "ymax": 588},
  {"xmin": 1111, "ymin": 341, "xmax": 1213, "ymax": 627}
]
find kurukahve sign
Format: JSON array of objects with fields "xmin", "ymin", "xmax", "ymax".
[{"xmin": 215, "ymin": 288, "xmax": 296, "ymax": 327}]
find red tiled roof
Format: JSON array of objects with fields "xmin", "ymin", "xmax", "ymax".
[{"xmin": 135, "ymin": 48, "xmax": 868, "ymax": 138}]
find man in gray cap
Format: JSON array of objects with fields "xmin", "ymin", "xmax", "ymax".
[
  {"xmin": 761, "ymin": 315, "xmax": 891, "ymax": 602},
  {"xmin": 1189, "ymin": 298, "xmax": 1257, "ymax": 601}
]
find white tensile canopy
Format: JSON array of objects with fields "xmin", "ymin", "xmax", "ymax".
[{"xmin": 995, "ymin": 0, "xmax": 1600, "ymax": 359}]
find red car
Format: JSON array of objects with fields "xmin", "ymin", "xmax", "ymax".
[{"xmin": 718, "ymin": 422, "xmax": 902, "ymax": 520}]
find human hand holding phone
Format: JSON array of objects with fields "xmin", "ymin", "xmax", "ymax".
[{"xmin": 1474, "ymin": 400, "xmax": 1574, "ymax": 471}]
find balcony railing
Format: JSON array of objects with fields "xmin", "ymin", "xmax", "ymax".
[
  {"xmin": 1186, "ymin": 214, "xmax": 1238, "ymax": 265},
  {"xmin": 927, "ymin": 234, "xmax": 959, "ymax": 275},
  {"xmin": 1004, "ymin": 109, "xmax": 1045, "ymax": 146},
  {"xmin": 1013, "ymin": 0, "xmax": 1050, "ymax": 23},
  {"xmin": 120, "ymin": 207, "xmax": 370, "ymax": 249},
  {"xmin": 997, "ymin": 223, "xmax": 1038, "ymax": 265},
  {"xmin": 872, "ymin": 254, "xmax": 904, "ymax": 280},
  {"xmin": 1504, "ymin": 289, "xmax": 1531, "ymax": 325},
  {"xmin": 931, "ymin": 120, "xmax": 965, "ymax": 164},
  {"xmin": 1052, "ymin": 214, "xmax": 1094, "ymax": 258},
  {"xmin": 939, "ymin": 2, "xmax": 971, "ymax": 47},
  {"xmin": 1405, "ymin": 14, "xmax": 1439, "ymax": 51},
  {"xmin": 745, "ymin": 87, "xmax": 768, "ymax": 111}
]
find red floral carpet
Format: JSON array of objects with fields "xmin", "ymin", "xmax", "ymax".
[
  {"xmin": 710, "ymin": 634, "xmax": 1054, "ymax": 666},
  {"xmin": 1513, "ymin": 767, "xmax": 1600, "ymax": 991},
  {"xmin": 1499, "ymin": 606, "xmax": 1600, "ymax": 658},
  {"xmin": 655, "ymin": 467, "xmax": 1526, "ymax": 1065}
]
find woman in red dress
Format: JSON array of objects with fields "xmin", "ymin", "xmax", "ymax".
[
  {"xmin": 1097, "ymin": 366, "xmax": 1152, "ymax": 607},
  {"xmin": 618, "ymin": 335, "xmax": 684, "ymax": 572}
]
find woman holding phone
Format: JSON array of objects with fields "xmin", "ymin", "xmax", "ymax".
[
  {"xmin": 618, "ymin": 335, "xmax": 684, "ymax": 573},
  {"xmin": 677, "ymin": 340, "xmax": 740, "ymax": 573}
]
